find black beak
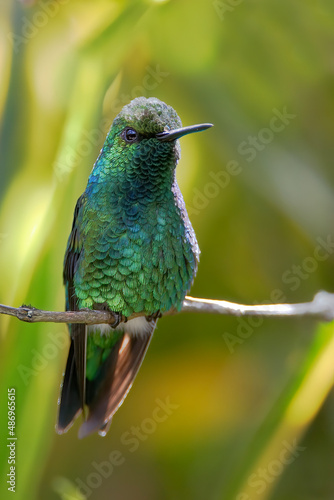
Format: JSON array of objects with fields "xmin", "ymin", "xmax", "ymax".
[{"xmin": 156, "ymin": 123, "xmax": 213, "ymax": 142}]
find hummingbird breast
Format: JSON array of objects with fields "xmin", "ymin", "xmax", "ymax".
[{"xmin": 74, "ymin": 179, "xmax": 199, "ymax": 318}]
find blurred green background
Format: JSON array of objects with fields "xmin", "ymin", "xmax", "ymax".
[{"xmin": 1, "ymin": 0, "xmax": 334, "ymax": 499}]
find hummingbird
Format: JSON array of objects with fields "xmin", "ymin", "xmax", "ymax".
[{"xmin": 56, "ymin": 97, "xmax": 212, "ymax": 438}]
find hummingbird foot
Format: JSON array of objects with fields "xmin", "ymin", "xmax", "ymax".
[
  {"xmin": 91, "ymin": 302, "xmax": 127, "ymax": 328},
  {"xmin": 145, "ymin": 311, "xmax": 162, "ymax": 322},
  {"xmin": 110, "ymin": 312, "xmax": 127, "ymax": 329}
]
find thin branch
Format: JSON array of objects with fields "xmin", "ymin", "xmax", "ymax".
[
  {"xmin": 0, "ymin": 303, "xmax": 119, "ymax": 325},
  {"xmin": 182, "ymin": 292, "xmax": 334, "ymax": 321},
  {"xmin": 1, "ymin": 291, "xmax": 334, "ymax": 326}
]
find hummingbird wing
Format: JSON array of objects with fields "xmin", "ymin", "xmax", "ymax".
[
  {"xmin": 78, "ymin": 320, "xmax": 156, "ymax": 438},
  {"xmin": 57, "ymin": 195, "xmax": 87, "ymax": 434},
  {"xmin": 57, "ymin": 335, "xmax": 84, "ymax": 433}
]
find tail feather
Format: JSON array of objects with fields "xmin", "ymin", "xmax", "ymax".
[
  {"xmin": 57, "ymin": 320, "xmax": 156, "ymax": 438},
  {"xmin": 78, "ymin": 327, "xmax": 155, "ymax": 438}
]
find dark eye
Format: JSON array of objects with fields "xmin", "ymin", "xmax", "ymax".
[{"xmin": 122, "ymin": 127, "xmax": 138, "ymax": 143}]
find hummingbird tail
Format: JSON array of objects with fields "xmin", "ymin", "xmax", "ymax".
[{"xmin": 78, "ymin": 323, "xmax": 155, "ymax": 438}]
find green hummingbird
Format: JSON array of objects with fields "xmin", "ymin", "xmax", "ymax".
[{"xmin": 56, "ymin": 97, "xmax": 212, "ymax": 438}]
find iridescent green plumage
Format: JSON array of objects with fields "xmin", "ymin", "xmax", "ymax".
[{"xmin": 56, "ymin": 97, "xmax": 212, "ymax": 437}]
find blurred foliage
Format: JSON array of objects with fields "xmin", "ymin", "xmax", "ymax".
[{"xmin": 1, "ymin": 0, "xmax": 334, "ymax": 499}]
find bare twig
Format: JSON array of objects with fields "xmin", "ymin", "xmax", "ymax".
[
  {"xmin": 1, "ymin": 291, "xmax": 334, "ymax": 326},
  {"xmin": 0, "ymin": 303, "xmax": 119, "ymax": 325},
  {"xmin": 182, "ymin": 291, "xmax": 334, "ymax": 321}
]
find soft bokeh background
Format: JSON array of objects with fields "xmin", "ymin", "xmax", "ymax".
[{"xmin": 1, "ymin": 1, "xmax": 334, "ymax": 499}]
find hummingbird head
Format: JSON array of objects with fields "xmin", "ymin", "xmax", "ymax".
[
  {"xmin": 101, "ymin": 97, "xmax": 212, "ymax": 179},
  {"xmin": 89, "ymin": 97, "xmax": 212, "ymax": 199}
]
